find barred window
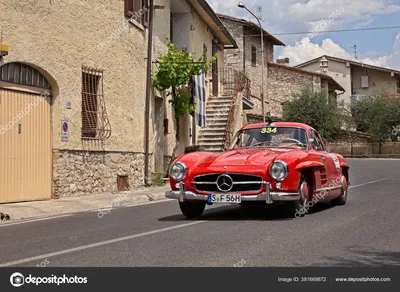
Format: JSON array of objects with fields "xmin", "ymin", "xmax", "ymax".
[
  {"xmin": 81, "ymin": 66, "xmax": 111, "ymax": 140},
  {"xmin": 124, "ymin": 0, "xmax": 149, "ymax": 27}
]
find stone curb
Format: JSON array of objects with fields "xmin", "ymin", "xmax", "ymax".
[
  {"xmin": 0, "ymin": 189, "xmax": 170, "ymax": 223},
  {"xmin": 344, "ymin": 155, "xmax": 400, "ymax": 159}
]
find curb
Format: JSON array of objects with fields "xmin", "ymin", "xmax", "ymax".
[
  {"xmin": 0, "ymin": 191, "xmax": 170, "ymax": 223},
  {"xmin": 344, "ymin": 155, "xmax": 400, "ymax": 159}
]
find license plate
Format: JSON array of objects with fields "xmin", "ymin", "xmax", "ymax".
[{"xmin": 207, "ymin": 194, "xmax": 241, "ymax": 203}]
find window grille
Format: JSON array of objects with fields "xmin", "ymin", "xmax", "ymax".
[{"xmin": 81, "ymin": 66, "xmax": 111, "ymax": 140}]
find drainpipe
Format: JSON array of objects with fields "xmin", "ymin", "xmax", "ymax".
[{"xmin": 144, "ymin": 0, "xmax": 154, "ymax": 187}]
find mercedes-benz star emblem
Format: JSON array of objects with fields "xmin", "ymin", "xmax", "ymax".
[{"xmin": 216, "ymin": 174, "xmax": 234, "ymax": 192}]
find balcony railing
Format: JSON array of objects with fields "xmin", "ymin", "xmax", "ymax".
[{"xmin": 209, "ymin": 67, "xmax": 251, "ymax": 99}]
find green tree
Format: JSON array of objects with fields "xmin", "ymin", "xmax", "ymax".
[
  {"xmin": 282, "ymin": 87, "xmax": 342, "ymax": 141},
  {"xmin": 351, "ymin": 92, "xmax": 400, "ymax": 142},
  {"xmin": 152, "ymin": 40, "xmax": 216, "ymax": 119}
]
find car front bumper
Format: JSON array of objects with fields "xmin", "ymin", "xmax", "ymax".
[{"xmin": 165, "ymin": 183, "xmax": 300, "ymax": 204}]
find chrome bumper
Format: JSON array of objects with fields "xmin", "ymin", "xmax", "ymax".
[{"xmin": 165, "ymin": 183, "xmax": 300, "ymax": 204}]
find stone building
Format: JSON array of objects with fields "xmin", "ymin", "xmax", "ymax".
[
  {"xmin": 217, "ymin": 13, "xmax": 284, "ymax": 116},
  {"xmin": 267, "ymin": 62, "xmax": 345, "ymax": 117},
  {"xmin": 0, "ymin": 0, "xmax": 236, "ymax": 203},
  {"xmin": 216, "ymin": 14, "xmax": 345, "ymax": 123}
]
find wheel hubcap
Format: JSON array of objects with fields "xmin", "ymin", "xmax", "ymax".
[
  {"xmin": 300, "ymin": 181, "xmax": 309, "ymax": 206},
  {"xmin": 341, "ymin": 176, "xmax": 348, "ymax": 197}
]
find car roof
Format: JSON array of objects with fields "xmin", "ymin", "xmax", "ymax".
[{"xmin": 241, "ymin": 122, "xmax": 315, "ymax": 132}]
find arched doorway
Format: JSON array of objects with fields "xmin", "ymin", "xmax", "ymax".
[{"xmin": 0, "ymin": 62, "xmax": 52, "ymax": 203}]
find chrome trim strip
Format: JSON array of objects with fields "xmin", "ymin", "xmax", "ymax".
[
  {"xmin": 193, "ymin": 173, "xmax": 264, "ymax": 180},
  {"xmin": 165, "ymin": 189, "xmax": 300, "ymax": 202},
  {"xmin": 193, "ymin": 181, "xmax": 263, "ymax": 185},
  {"xmin": 316, "ymin": 185, "xmax": 342, "ymax": 192}
]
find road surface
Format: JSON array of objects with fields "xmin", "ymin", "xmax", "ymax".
[{"xmin": 1, "ymin": 159, "xmax": 399, "ymax": 267}]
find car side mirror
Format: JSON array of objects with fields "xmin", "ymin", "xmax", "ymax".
[{"xmin": 308, "ymin": 138, "xmax": 314, "ymax": 144}]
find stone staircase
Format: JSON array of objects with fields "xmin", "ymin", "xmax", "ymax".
[{"xmin": 197, "ymin": 95, "xmax": 234, "ymax": 152}]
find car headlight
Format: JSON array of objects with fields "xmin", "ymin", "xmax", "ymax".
[
  {"xmin": 269, "ymin": 160, "xmax": 288, "ymax": 181},
  {"xmin": 169, "ymin": 162, "xmax": 187, "ymax": 181}
]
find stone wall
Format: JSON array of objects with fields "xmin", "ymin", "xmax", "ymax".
[
  {"xmin": 52, "ymin": 150, "xmax": 152, "ymax": 199},
  {"xmin": 326, "ymin": 142, "xmax": 400, "ymax": 156},
  {"xmin": 267, "ymin": 64, "xmax": 323, "ymax": 117},
  {"xmin": 221, "ymin": 19, "xmax": 244, "ymax": 70}
]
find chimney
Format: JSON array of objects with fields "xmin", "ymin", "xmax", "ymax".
[
  {"xmin": 276, "ymin": 57, "xmax": 290, "ymax": 66},
  {"xmin": 319, "ymin": 56, "xmax": 329, "ymax": 73}
]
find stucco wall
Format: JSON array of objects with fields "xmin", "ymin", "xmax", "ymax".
[
  {"xmin": 1, "ymin": 0, "xmax": 227, "ymax": 195},
  {"xmin": 298, "ymin": 59, "xmax": 351, "ymax": 106},
  {"xmin": 351, "ymin": 65, "xmax": 399, "ymax": 97},
  {"xmin": 1, "ymin": 0, "xmax": 149, "ymax": 153}
]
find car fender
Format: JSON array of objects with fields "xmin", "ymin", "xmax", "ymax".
[{"xmin": 295, "ymin": 161, "xmax": 325, "ymax": 170}]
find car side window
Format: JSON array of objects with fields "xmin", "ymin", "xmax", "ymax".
[{"xmin": 310, "ymin": 130, "xmax": 324, "ymax": 151}]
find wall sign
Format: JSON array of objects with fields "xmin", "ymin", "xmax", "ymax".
[{"xmin": 61, "ymin": 118, "xmax": 69, "ymax": 142}]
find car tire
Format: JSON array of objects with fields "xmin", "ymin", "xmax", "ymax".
[
  {"xmin": 331, "ymin": 175, "xmax": 348, "ymax": 206},
  {"xmin": 179, "ymin": 201, "xmax": 206, "ymax": 219},
  {"xmin": 284, "ymin": 174, "xmax": 311, "ymax": 218}
]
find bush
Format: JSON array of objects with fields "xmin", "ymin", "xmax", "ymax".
[
  {"xmin": 282, "ymin": 87, "xmax": 342, "ymax": 141},
  {"xmin": 184, "ymin": 145, "xmax": 204, "ymax": 154}
]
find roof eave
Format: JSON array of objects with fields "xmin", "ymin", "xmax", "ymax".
[{"xmin": 192, "ymin": 0, "xmax": 238, "ymax": 48}]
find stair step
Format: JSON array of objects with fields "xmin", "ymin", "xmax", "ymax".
[
  {"xmin": 198, "ymin": 128, "xmax": 226, "ymax": 134},
  {"xmin": 206, "ymin": 107, "xmax": 230, "ymax": 112},
  {"xmin": 198, "ymin": 140, "xmax": 225, "ymax": 146},
  {"xmin": 207, "ymin": 99, "xmax": 233, "ymax": 104},
  {"xmin": 198, "ymin": 136, "xmax": 225, "ymax": 141}
]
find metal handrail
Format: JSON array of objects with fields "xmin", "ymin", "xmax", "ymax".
[{"xmin": 224, "ymin": 70, "xmax": 251, "ymax": 148}]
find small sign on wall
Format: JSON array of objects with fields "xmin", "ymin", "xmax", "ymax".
[{"xmin": 61, "ymin": 118, "xmax": 69, "ymax": 142}]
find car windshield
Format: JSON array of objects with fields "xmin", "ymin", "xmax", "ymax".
[{"xmin": 230, "ymin": 126, "xmax": 308, "ymax": 149}]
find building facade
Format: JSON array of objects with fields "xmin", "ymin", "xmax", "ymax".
[
  {"xmin": 0, "ymin": 0, "xmax": 235, "ymax": 203},
  {"xmin": 218, "ymin": 14, "xmax": 284, "ymax": 117},
  {"xmin": 295, "ymin": 55, "xmax": 400, "ymax": 107},
  {"xmin": 216, "ymin": 15, "xmax": 344, "ymax": 122}
]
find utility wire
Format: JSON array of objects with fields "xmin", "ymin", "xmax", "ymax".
[{"xmin": 243, "ymin": 25, "xmax": 400, "ymax": 37}]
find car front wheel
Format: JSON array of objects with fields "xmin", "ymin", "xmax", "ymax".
[
  {"xmin": 284, "ymin": 175, "xmax": 311, "ymax": 218},
  {"xmin": 179, "ymin": 201, "xmax": 206, "ymax": 219}
]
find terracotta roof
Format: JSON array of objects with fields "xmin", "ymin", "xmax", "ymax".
[
  {"xmin": 267, "ymin": 62, "xmax": 346, "ymax": 92},
  {"xmin": 217, "ymin": 13, "xmax": 285, "ymax": 46},
  {"xmin": 295, "ymin": 55, "xmax": 400, "ymax": 75}
]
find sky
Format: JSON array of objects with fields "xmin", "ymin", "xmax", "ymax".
[{"xmin": 208, "ymin": 0, "xmax": 400, "ymax": 69}]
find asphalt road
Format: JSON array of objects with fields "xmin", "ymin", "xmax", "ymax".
[{"xmin": 0, "ymin": 159, "xmax": 399, "ymax": 267}]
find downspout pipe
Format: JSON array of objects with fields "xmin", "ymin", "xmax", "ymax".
[{"xmin": 144, "ymin": 0, "xmax": 154, "ymax": 187}]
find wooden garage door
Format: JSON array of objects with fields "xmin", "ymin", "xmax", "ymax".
[{"xmin": 0, "ymin": 88, "xmax": 51, "ymax": 203}]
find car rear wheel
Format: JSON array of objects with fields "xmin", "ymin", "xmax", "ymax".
[
  {"xmin": 284, "ymin": 175, "xmax": 311, "ymax": 218},
  {"xmin": 179, "ymin": 201, "xmax": 206, "ymax": 219},
  {"xmin": 331, "ymin": 175, "xmax": 348, "ymax": 206}
]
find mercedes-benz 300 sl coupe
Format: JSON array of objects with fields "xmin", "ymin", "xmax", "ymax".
[{"xmin": 165, "ymin": 122, "xmax": 350, "ymax": 219}]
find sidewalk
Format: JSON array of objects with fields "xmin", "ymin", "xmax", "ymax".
[{"xmin": 0, "ymin": 186, "xmax": 171, "ymax": 222}]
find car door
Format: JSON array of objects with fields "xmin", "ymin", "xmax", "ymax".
[{"xmin": 310, "ymin": 130, "xmax": 341, "ymax": 199}]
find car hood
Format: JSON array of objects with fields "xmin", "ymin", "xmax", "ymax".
[{"xmin": 197, "ymin": 147, "xmax": 301, "ymax": 167}]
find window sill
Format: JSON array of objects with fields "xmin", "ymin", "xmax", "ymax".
[{"xmin": 128, "ymin": 18, "xmax": 145, "ymax": 31}]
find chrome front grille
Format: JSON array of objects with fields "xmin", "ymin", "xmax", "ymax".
[{"xmin": 193, "ymin": 173, "xmax": 263, "ymax": 193}]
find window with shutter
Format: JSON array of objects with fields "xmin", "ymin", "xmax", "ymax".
[{"xmin": 124, "ymin": 0, "xmax": 149, "ymax": 27}]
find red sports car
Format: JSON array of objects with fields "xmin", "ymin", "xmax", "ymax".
[{"xmin": 165, "ymin": 122, "xmax": 350, "ymax": 219}]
